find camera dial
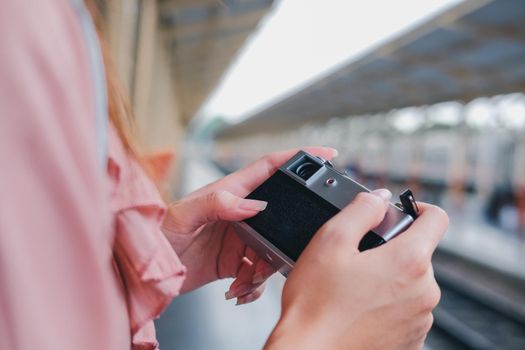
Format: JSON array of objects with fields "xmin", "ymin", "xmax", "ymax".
[{"xmin": 316, "ymin": 156, "xmax": 335, "ymax": 168}]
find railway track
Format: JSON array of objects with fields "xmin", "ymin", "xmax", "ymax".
[{"xmin": 426, "ymin": 250, "xmax": 525, "ymax": 350}]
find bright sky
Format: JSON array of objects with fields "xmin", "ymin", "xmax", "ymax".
[{"xmin": 198, "ymin": 0, "xmax": 464, "ymax": 125}]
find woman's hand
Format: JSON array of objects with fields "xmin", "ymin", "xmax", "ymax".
[
  {"xmin": 266, "ymin": 191, "xmax": 448, "ymax": 350},
  {"xmin": 161, "ymin": 147, "xmax": 338, "ymax": 305}
]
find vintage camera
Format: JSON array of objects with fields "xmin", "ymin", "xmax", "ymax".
[{"xmin": 233, "ymin": 150, "xmax": 419, "ymax": 277}]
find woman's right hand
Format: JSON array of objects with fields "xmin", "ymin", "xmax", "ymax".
[{"xmin": 266, "ymin": 190, "xmax": 449, "ymax": 350}]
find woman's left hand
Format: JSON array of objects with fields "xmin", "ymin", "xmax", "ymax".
[{"xmin": 162, "ymin": 147, "xmax": 338, "ymax": 305}]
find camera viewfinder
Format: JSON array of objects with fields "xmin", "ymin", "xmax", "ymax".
[{"xmin": 288, "ymin": 155, "xmax": 322, "ymax": 181}]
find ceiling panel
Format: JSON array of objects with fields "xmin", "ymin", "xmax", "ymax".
[
  {"xmin": 159, "ymin": 0, "xmax": 274, "ymax": 122},
  {"xmin": 219, "ymin": 0, "xmax": 525, "ymax": 139}
]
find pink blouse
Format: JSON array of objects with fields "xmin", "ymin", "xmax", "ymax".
[
  {"xmin": 0, "ymin": 1, "xmax": 185, "ymax": 349},
  {"xmin": 108, "ymin": 123, "xmax": 186, "ymax": 349}
]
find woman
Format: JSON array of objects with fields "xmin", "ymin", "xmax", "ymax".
[{"xmin": 0, "ymin": 1, "xmax": 448, "ymax": 349}]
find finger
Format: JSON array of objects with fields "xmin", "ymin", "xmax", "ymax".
[
  {"xmin": 395, "ymin": 265, "xmax": 440, "ymax": 309},
  {"xmin": 406, "ymin": 313, "xmax": 434, "ymax": 349},
  {"xmin": 189, "ymin": 147, "xmax": 338, "ymax": 199},
  {"xmin": 225, "ymin": 249, "xmax": 260, "ymax": 299},
  {"xmin": 236, "ymin": 283, "xmax": 266, "ymax": 306},
  {"xmin": 314, "ymin": 189, "xmax": 392, "ymax": 251},
  {"xmin": 225, "ymin": 281, "xmax": 261, "ymax": 300},
  {"xmin": 252, "ymin": 259, "xmax": 276, "ymax": 284},
  {"xmin": 166, "ymin": 190, "xmax": 267, "ymax": 234},
  {"xmin": 236, "ymin": 248, "xmax": 261, "ymax": 281},
  {"xmin": 386, "ymin": 203, "xmax": 449, "ymax": 263},
  {"xmin": 225, "ymin": 247, "xmax": 275, "ymax": 299}
]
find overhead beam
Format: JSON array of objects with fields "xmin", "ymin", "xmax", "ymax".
[
  {"xmin": 164, "ymin": 8, "xmax": 267, "ymax": 41},
  {"xmin": 159, "ymin": 0, "xmax": 219, "ymax": 16}
]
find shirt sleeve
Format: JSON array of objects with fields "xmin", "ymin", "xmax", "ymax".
[{"xmin": 108, "ymin": 124, "xmax": 186, "ymax": 350}]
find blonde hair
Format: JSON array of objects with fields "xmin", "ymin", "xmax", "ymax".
[{"xmin": 86, "ymin": 1, "xmax": 152, "ymax": 174}]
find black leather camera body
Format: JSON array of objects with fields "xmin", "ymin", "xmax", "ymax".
[{"xmin": 233, "ymin": 150, "xmax": 418, "ymax": 277}]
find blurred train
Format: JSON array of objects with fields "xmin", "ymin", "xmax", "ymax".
[{"xmin": 213, "ymin": 93, "xmax": 525, "ymax": 238}]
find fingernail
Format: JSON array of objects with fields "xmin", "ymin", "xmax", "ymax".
[
  {"xmin": 225, "ymin": 284, "xmax": 252, "ymax": 300},
  {"xmin": 225, "ymin": 290, "xmax": 235, "ymax": 300},
  {"xmin": 371, "ymin": 189, "xmax": 392, "ymax": 201},
  {"xmin": 330, "ymin": 148, "xmax": 339, "ymax": 157},
  {"xmin": 252, "ymin": 272, "xmax": 266, "ymax": 284},
  {"xmin": 241, "ymin": 256, "xmax": 253, "ymax": 267},
  {"xmin": 236, "ymin": 293, "xmax": 255, "ymax": 306},
  {"xmin": 252, "ymin": 267, "xmax": 274, "ymax": 284},
  {"xmin": 238, "ymin": 199, "xmax": 267, "ymax": 211}
]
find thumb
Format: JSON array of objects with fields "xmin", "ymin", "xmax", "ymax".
[
  {"xmin": 314, "ymin": 189, "xmax": 391, "ymax": 252},
  {"xmin": 166, "ymin": 190, "xmax": 267, "ymax": 234}
]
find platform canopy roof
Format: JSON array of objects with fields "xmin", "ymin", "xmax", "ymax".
[
  {"xmin": 159, "ymin": 0, "xmax": 274, "ymax": 123},
  {"xmin": 218, "ymin": 0, "xmax": 525, "ymax": 139}
]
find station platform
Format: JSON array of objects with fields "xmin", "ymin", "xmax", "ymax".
[{"xmin": 441, "ymin": 212, "xmax": 525, "ymax": 282}]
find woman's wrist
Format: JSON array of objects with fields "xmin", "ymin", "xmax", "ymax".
[{"xmin": 265, "ymin": 309, "xmax": 333, "ymax": 349}]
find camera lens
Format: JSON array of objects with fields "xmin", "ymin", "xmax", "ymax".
[{"xmin": 295, "ymin": 162, "xmax": 319, "ymax": 180}]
